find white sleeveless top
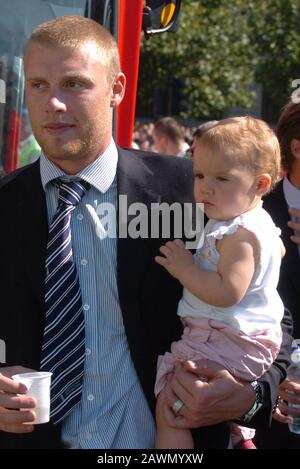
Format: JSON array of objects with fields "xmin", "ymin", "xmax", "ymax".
[{"xmin": 177, "ymin": 202, "xmax": 284, "ymax": 335}]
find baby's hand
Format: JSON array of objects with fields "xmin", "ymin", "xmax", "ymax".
[{"xmin": 155, "ymin": 239, "xmax": 194, "ymax": 280}]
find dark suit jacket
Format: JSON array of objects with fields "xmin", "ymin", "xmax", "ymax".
[
  {"xmin": 254, "ymin": 179, "xmax": 300, "ymax": 448},
  {"xmin": 263, "ymin": 180, "xmax": 300, "ymax": 339},
  {"xmin": 0, "ymin": 149, "xmax": 292, "ymax": 448}
]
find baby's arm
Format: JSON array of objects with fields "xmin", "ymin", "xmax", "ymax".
[{"xmin": 155, "ymin": 227, "xmax": 259, "ymax": 308}]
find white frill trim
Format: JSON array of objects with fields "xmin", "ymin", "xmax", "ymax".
[
  {"xmin": 206, "ymin": 202, "xmax": 281, "ymax": 241},
  {"xmin": 206, "ymin": 218, "xmax": 246, "ymax": 240}
]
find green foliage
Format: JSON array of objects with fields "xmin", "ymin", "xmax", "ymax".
[
  {"xmin": 137, "ymin": 0, "xmax": 300, "ymax": 120},
  {"xmin": 248, "ymin": 0, "xmax": 300, "ymax": 119}
]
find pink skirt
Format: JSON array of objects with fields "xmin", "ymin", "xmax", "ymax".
[{"xmin": 155, "ymin": 317, "xmax": 282, "ymax": 397}]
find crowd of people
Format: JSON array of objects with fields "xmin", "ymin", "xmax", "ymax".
[{"xmin": 0, "ymin": 15, "xmax": 299, "ymax": 451}]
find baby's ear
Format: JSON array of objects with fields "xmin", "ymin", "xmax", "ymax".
[{"xmin": 256, "ymin": 173, "xmax": 271, "ymax": 194}]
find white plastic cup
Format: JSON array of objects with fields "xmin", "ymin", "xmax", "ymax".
[{"xmin": 12, "ymin": 372, "xmax": 52, "ymax": 424}]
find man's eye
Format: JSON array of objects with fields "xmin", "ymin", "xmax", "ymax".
[
  {"xmin": 32, "ymin": 82, "xmax": 45, "ymax": 89},
  {"xmin": 66, "ymin": 81, "xmax": 81, "ymax": 88},
  {"xmin": 195, "ymin": 174, "xmax": 204, "ymax": 179}
]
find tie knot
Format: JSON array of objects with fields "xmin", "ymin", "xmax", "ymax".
[{"xmin": 56, "ymin": 179, "xmax": 90, "ymax": 207}]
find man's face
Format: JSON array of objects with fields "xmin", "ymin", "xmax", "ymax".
[{"xmin": 24, "ymin": 41, "xmax": 125, "ymax": 172}]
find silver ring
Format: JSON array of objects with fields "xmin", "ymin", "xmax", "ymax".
[{"xmin": 172, "ymin": 399, "xmax": 184, "ymax": 415}]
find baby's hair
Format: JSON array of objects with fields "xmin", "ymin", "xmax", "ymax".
[
  {"xmin": 193, "ymin": 120, "xmax": 219, "ymax": 139},
  {"xmin": 199, "ymin": 116, "xmax": 281, "ymax": 191}
]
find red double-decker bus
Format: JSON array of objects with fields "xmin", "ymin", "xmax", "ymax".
[{"xmin": 0, "ymin": 0, "xmax": 181, "ymax": 175}]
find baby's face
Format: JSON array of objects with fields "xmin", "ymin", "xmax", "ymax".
[{"xmin": 193, "ymin": 142, "xmax": 259, "ymax": 220}]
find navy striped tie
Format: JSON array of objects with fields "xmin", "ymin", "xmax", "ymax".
[{"xmin": 41, "ymin": 179, "xmax": 90, "ymax": 424}]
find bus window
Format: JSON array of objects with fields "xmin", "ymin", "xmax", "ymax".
[{"xmin": 0, "ymin": 0, "xmax": 116, "ymax": 175}]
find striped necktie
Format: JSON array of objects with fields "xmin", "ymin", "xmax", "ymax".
[{"xmin": 40, "ymin": 179, "xmax": 90, "ymax": 424}]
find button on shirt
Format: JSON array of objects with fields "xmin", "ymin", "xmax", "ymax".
[{"xmin": 40, "ymin": 140, "xmax": 155, "ymax": 449}]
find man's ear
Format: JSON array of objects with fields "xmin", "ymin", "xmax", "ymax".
[
  {"xmin": 110, "ymin": 72, "xmax": 126, "ymax": 108},
  {"xmin": 256, "ymin": 173, "xmax": 272, "ymax": 194},
  {"xmin": 290, "ymin": 138, "xmax": 300, "ymax": 160}
]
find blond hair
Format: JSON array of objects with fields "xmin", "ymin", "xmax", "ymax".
[
  {"xmin": 199, "ymin": 116, "xmax": 281, "ymax": 191},
  {"xmin": 25, "ymin": 15, "xmax": 120, "ymax": 81}
]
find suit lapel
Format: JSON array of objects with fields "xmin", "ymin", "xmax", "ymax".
[
  {"xmin": 15, "ymin": 160, "xmax": 48, "ymax": 308},
  {"xmin": 263, "ymin": 180, "xmax": 300, "ymax": 290},
  {"xmin": 116, "ymin": 148, "xmax": 161, "ymax": 359}
]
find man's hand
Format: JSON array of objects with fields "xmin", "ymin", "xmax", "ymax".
[
  {"xmin": 273, "ymin": 378, "xmax": 300, "ymax": 424},
  {"xmin": 0, "ymin": 366, "xmax": 37, "ymax": 433},
  {"xmin": 163, "ymin": 359, "xmax": 255, "ymax": 429}
]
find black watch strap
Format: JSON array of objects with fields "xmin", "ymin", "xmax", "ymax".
[{"xmin": 238, "ymin": 381, "xmax": 264, "ymax": 424}]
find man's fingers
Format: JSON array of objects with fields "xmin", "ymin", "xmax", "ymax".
[
  {"xmin": 273, "ymin": 405, "xmax": 293, "ymax": 424},
  {"xmin": 288, "ymin": 207, "xmax": 300, "ymax": 218},
  {"xmin": 0, "ymin": 423, "xmax": 34, "ymax": 433},
  {"xmin": 0, "ymin": 366, "xmax": 36, "ymax": 380},
  {"xmin": 279, "ymin": 402, "xmax": 300, "ymax": 418},
  {"xmin": 166, "ymin": 378, "xmax": 193, "ymax": 409},
  {"xmin": 280, "ymin": 379, "xmax": 300, "ymax": 393},
  {"xmin": 273, "ymin": 411, "xmax": 292, "ymax": 424},
  {"xmin": 164, "ymin": 382, "xmax": 179, "ymax": 407},
  {"xmin": 0, "ymin": 408, "xmax": 36, "ymax": 424},
  {"xmin": 0, "ymin": 393, "xmax": 36, "ymax": 410},
  {"xmin": 191, "ymin": 359, "xmax": 226, "ymax": 379},
  {"xmin": 0, "ymin": 373, "xmax": 28, "ymax": 395},
  {"xmin": 290, "ymin": 234, "xmax": 300, "ymax": 245},
  {"xmin": 280, "ymin": 389, "xmax": 300, "ymax": 405},
  {"xmin": 163, "ymin": 404, "xmax": 190, "ymax": 429},
  {"xmin": 0, "ymin": 423, "xmax": 35, "ymax": 434},
  {"xmin": 0, "ymin": 408, "xmax": 36, "ymax": 427}
]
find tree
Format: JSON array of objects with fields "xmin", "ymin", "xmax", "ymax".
[
  {"xmin": 248, "ymin": 0, "xmax": 300, "ymax": 121},
  {"xmin": 137, "ymin": 0, "xmax": 300, "ymax": 121},
  {"xmin": 137, "ymin": 0, "xmax": 256, "ymax": 119}
]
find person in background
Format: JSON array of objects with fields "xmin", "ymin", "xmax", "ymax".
[
  {"xmin": 18, "ymin": 108, "xmax": 41, "ymax": 167},
  {"xmin": 155, "ymin": 117, "xmax": 285, "ymax": 449},
  {"xmin": 255, "ymin": 100, "xmax": 300, "ymax": 449},
  {"xmin": 188, "ymin": 121, "xmax": 219, "ymax": 158},
  {"xmin": 153, "ymin": 117, "xmax": 189, "ymax": 157}
]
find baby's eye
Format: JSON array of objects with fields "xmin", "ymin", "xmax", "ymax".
[{"xmin": 216, "ymin": 176, "xmax": 228, "ymax": 182}]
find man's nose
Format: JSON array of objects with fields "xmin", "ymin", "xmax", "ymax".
[{"xmin": 46, "ymin": 94, "xmax": 67, "ymax": 112}]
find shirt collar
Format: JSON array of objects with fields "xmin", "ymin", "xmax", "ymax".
[
  {"xmin": 40, "ymin": 138, "xmax": 118, "ymax": 193},
  {"xmin": 283, "ymin": 176, "xmax": 300, "ymax": 209}
]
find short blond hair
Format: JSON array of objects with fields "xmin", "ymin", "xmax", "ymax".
[
  {"xmin": 199, "ymin": 116, "xmax": 281, "ymax": 190},
  {"xmin": 25, "ymin": 15, "xmax": 120, "ymax": 81}
]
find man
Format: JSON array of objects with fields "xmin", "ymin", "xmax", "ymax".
[
  {"xmin": 255, "ymin": 101, "xmax": 300, "ymax": 449},
  {"xmin": 153, "ymin": 117, "xmax": 189, "ymax": 157},
  {"xmin": 0, "ymin": 16, "xmax": 292, "ymax": 449}
]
